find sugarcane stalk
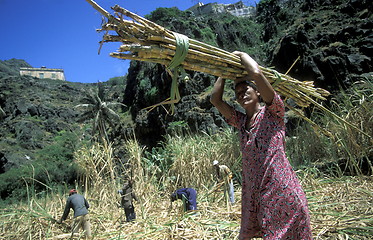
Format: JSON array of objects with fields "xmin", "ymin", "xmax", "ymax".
[{"xmin": 85, "ymin": 0, "xmax": 111, "ymax": 19}]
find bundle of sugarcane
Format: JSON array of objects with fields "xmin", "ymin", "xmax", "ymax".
[{"xmin": 86, "ymin": 0, "xmax": 330, "ymax": 109}]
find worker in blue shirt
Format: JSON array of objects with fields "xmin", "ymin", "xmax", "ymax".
[{"xmin": 171, "ymin": 188, "xmax": 197, "ymax": 211}]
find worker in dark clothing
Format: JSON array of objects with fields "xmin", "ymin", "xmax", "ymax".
[
  {"xmin": 58, "ymin": 189, "xmax": 91, "ymax": 238},
  {"xmin": 118, "ymin": 179, "xmax": 138, "ymax": 222},
  {"xmin": 171, "ymin": 188, "xmax": 197, "ymax": 212}
]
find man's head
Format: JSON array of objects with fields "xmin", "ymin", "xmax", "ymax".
[
  {"xmin": 212, "ymin": 160, "xmax": 219, "ymax": 166},
  {"xmin": 69, "ymin": 189, "xmax": 77, "ymax": 196}
]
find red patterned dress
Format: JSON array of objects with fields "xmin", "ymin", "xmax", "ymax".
[{"xmin": 226, "ymin": 93, "xmax": 312, "ymax": 239}]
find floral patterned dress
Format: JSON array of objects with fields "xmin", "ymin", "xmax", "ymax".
[{"xmin": 226, "ymin": 93, "xmax": 312, "ymax": 239}]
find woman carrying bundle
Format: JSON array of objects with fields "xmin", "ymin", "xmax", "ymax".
[{"xmin": 210, "ymin": 51, "xmax": 312, "ymax": 239}]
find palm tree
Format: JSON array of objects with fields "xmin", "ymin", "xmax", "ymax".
[{"xmin": 75, "ymin": 84, "xmax": 125, "ymax": 143}]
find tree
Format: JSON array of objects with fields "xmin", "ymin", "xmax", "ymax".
[{"xmin": 75, "ymin": 84, "xmax": 125, "ymax": 143}]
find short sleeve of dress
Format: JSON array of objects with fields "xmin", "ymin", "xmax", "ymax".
[
  {"xmin": 267, "ymin": 92, "xmax": 285, "ymax": 119},
  {"xmin": 225, "ymin": 109, "xmax": 246, "ymax": 129}
]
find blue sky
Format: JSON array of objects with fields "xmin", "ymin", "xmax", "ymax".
[{"xmin": 0, "ymin": 0, "xmax": 256, "ymax": 83}]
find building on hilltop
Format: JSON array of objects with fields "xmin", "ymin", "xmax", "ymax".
[
  {"xmin": 20, "ymin": 66, "xmax": 66, "ymax": 81},
  {"xmin": 186, "ymin": 1, "xmax": 255, "ymax": 17}
]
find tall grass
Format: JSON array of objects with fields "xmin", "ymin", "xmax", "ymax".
[
  {"xmin": 74, "ymin": 141, "xmax": 119, "ymax": 221},
  {"xmin": 1, "ymin": 134, "xmax": 372, "ymax": 239},
  {"xmin": 162, "ymin": 128, "xmax": 241, "ymax": 191},
  {"xmin": 286, "ymin": 79, "xmax": 372, "ymax": 176},
  {"xmin": 1, "ymin": 136, "xmax": 371, "ymax": 239}
]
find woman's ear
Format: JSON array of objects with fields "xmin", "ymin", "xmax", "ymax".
[{"xmin": 256, "ymin": 91, "xmax": 263, "ymax": 102}]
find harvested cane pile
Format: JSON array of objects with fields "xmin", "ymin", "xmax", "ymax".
[{"xmin": 85, "ymin": 0, "xmax": 330, "ymax": 109}]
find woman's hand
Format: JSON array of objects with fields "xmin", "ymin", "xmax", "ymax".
[
  {"xmin": 232, "ymin": 51, "xmax": 262, "ymax": 77},
  {"xmin": 233, "ymin": 51, "xmax": 275, "ymax": 105}
]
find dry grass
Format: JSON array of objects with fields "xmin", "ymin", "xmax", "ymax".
[
  {"xmin": 0, "ymin": 175, "xmax": 371, "ymax": 239},
  {"xmin": 1, "ymin": 141, "xmax": 372, "ymax": 240},
  {"xmin": 301, "ymin": 171, "xmax": 373, "ymax": 239},
  {"xmin": 163, "ymin": 129, "xmax": 241, "ymax": 191}
]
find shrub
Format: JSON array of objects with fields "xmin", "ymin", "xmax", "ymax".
[
  {"xmin": 0, "ymin": 131, "xmax": 80, "ymax": 201},
  {"xmin": 107, "ymin": 76, "xmax": 126, "ymax": 86}
]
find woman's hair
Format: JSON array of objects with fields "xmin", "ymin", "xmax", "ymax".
[
  {"xmin": 234, "ymin": 80, "xmax": 257, "ymax": 91},
  {"xmin": 234, "ymin": 80, "xmax": 262, "ymax": 102}
]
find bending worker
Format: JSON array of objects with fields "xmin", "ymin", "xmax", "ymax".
[
  {"xmin": 213, "ymin": 160, "xmax": 235, "ymax": 204},
  {"xmin": 58, "ymin": 189, "xmax": 92, "ymax": 238},
  {"xmin": 171, "ymin": 188, "xmax": 197, "ymax": 212}
]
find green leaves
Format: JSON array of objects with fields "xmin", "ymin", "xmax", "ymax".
[{"xmin": 75, "ymin": 86, "xmax": 125, "ymax": 142}]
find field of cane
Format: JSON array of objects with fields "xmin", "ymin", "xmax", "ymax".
[
  {"xmin": 1, "ymin": 80, "xmax": 372, "ymax": 239},
  {"xmin": 1, "ymin": 136, "xmax": 372, "ymax": 240},
  {"xmin": 1, "ymin": 176, "xmax": 372, "ymax": 240}
]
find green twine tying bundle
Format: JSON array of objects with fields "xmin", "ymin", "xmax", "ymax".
[
  {"xmin": 144, "ymin": 32, "xmax": 189, "ymax": 114},
  {"xmin": 271, "ymin": 69, "xmax": 283, "ymax": 88},
  {"xmin": 168, "ymin": 32, "xmax": 189, "ymax": 70},
  {"xmin": 166, "ymin": 32, "xmax": 189, "ymax": 114}
]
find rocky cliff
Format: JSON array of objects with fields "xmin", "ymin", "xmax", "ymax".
[{"xmin": 0, "ymin": 64, "xmax": 92, "ymax": 172}]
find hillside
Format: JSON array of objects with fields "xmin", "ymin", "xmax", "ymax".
[{"xmin": 0, "ymin": 68, "xmax": 92, "ymax": 167}]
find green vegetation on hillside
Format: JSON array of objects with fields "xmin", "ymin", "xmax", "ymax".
[{"xmin": 0, "ymin": 131, "xmax": 80, "ymax": 202}]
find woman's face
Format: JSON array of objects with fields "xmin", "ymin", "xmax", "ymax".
[{"xmin": 235, "ymin": 83, "xmax": 259, "ymax": 108}]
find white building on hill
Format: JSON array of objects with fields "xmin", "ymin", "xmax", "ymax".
[
  {"xmin": 186, "ymin": 1, "xmax": 255, "ymax": 17},
  {"xmin": 20, "ymin": 66, "xmax": 66, "ymax": 81}
]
